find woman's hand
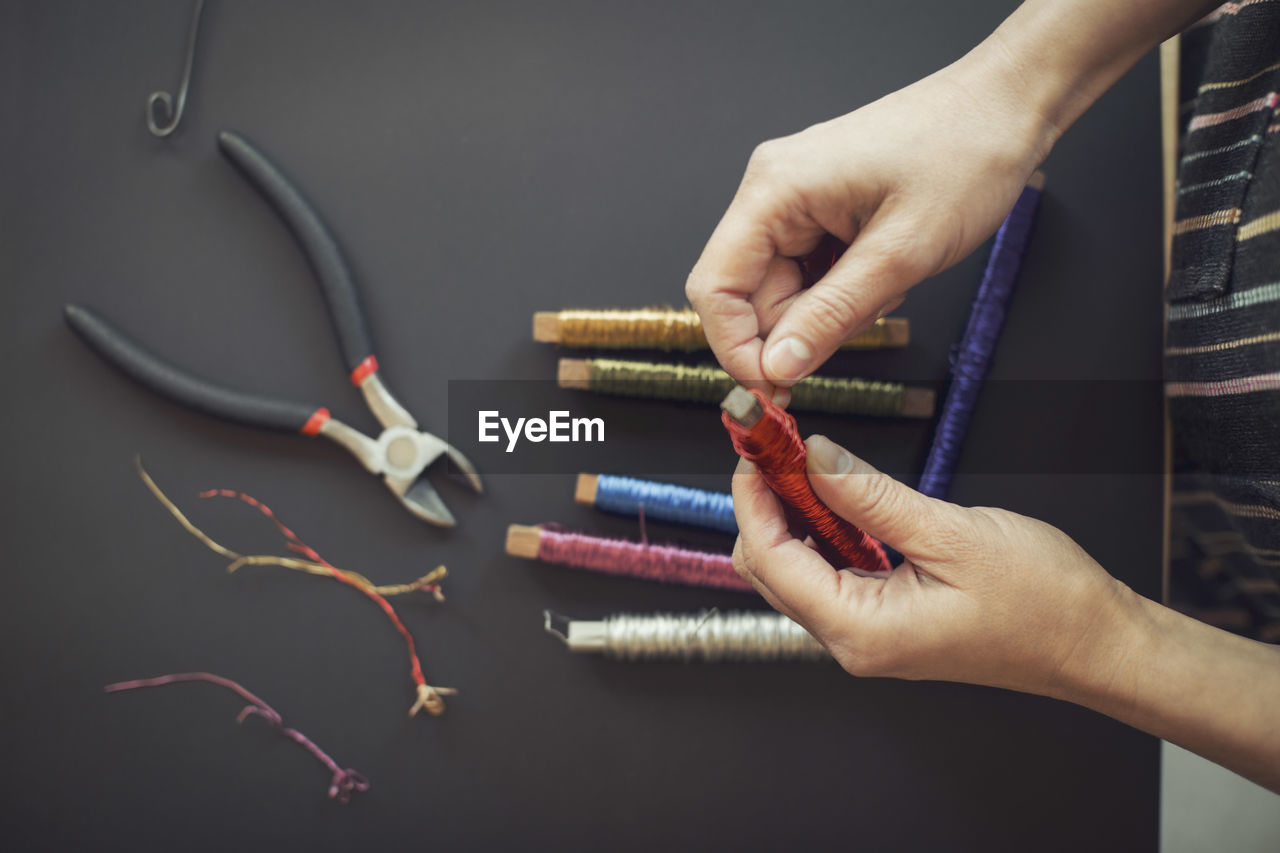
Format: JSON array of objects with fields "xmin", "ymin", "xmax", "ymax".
[
  {"xmin": 702, "ymin": 0, "xmax": 1280, "ymax": 789},
  {"xmin": 733, "ymin": 434, "xmax": 1280, "ymax": 791},
  {"xmin": 686, "ymin": 49, "xmax": 1052, "ymax": 391},
  {"xmin": 686, "ymin": 0, "xmax": 1214, "ymax": 391},
  {"xmin": 731, "ymin": 434, "xmax": 1140, "ymax": 697}
]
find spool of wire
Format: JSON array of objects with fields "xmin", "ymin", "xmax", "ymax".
[
  {"xmin": 544, "ymin": 610, "xmax": 829, "ymax": 662},
  {"xmin": 917, "ymin": 173, "xmax": 1045, "ymax": 499},
  {"xmin": 721, "ymin": 386, "xmax": 890, "ymax": 573},
  {"xmin": 534, "ymin": 308, "xmax": 908, "ymax": 351},
  {"xmin": 558, "ymin": 358, "xmax": 934, "ymax": 418},
  {"xmin": 506, "ymin": 524, "xmax": 751, "ymax": 592},
  {"xmin": 576, "ymin": 473, "xmax": 737, "ymax": 535}
]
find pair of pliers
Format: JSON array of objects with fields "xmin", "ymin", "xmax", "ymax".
[{"xmin": 66, "ymin": 131, "xmax": 481, "ymax": 527}]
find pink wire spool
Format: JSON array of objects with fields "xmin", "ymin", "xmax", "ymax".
[{"xmin": 506, "ymin": 523, "xmax": 752, "ymax": 593}]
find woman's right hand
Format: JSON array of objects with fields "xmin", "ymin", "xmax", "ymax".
[
  {"xmin": 732, "ymin": 437, "xmax": 1280, "ymax": 794},
  {"xmin": 731, "ymin": 435, "xmax": 1140, "ymax": 697}
]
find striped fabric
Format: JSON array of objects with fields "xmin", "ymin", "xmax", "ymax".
[{"xmin": 1168, "ymin": 2, "xmax": 1280, "ymax": 642}]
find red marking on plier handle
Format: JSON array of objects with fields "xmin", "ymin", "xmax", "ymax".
[
  {"xmin": 350, "ymin": 355, "xmax": 378, "ymax": 386},
  {"xmin": 300, "ymin": 408, "xmax": 331, "ymax": 436}
]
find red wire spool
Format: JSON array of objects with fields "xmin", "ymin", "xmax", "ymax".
[{"xmin": 721, "ymin": 386, "xmax": 891, "ymax": 573}]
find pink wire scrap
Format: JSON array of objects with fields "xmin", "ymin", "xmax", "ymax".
[{"xmin": 105, "ymin": 671, "xmax": 369, "ymax": 803}]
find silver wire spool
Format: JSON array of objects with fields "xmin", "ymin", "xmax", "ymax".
[{"xmin": 545, "ymin": 610, "xmax": 830, "ymax": 662}]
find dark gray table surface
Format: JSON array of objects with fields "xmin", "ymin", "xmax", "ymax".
[{"xmin": 2, "ymin": 1, "xmax": 1164, "ymax": 850}]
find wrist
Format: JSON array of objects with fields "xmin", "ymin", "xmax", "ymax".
[
  {"xmin": 1045, "ymin": 585, "xmax": 1280, "ymax": 789},
  {"xmin": 942, "ymin": 35, "xmax": 1061, "ymax": 179},
  {"xmin": 963, "ymin": 0, "xmax": 1218, "ymax": 165},
  {"xmin": 1038, "ymin": 576, "xmax": 1154, "ymax": 711},
  {"xmin": 962, "ymin": 34, "xmax": 1065, "ymax": 166}
]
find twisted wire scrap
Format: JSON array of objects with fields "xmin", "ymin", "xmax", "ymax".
[
  {"xmin": 546, "ymin": 610, "xmax": 830, "ymax": 662},
  {"xmin": 105, "ymin": 671, "xmax": 369, "ymax": 803},
  {"xmin": 135, "ymin": 459, "xmax": 455, "ymax": 717}
]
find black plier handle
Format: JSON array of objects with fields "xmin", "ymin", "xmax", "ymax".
[
  {"xmin": 65, "ymin": 131, "xmax": 480, "ymax": 526},
  {"xmin": 65, "ymin": 304, "xmax": 334, "ymax": 435},
  {"xmin": 218, "ymin": 131, "xmax": 377, "ymax": 386}
]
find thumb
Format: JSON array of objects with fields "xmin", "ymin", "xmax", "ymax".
[
  {"xmin": 805, "ymin": 434, "xmax": 967, "ymax": 567},
  {"xmin": 762, "ymin": 220, "xmax": 932, "ymax": 385}
]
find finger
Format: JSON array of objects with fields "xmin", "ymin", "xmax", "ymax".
[
  {"xmin": 761, "ymin": 261, "xmax": 908, "ymax": 348},
  {"xmin": 732, "ymin": 536, "xmax": 804, "ymax": 624},
  {"xmin": 749, "ymin": 256, "xmax": 804, "ymax": 339},
  {"xmin": 804, "ymin": 434, "xmax": 966, "ymax": 571},
  {"xmin": 728, "ymin": 467, "xmax": 802, "ymax": 620},
  {"xmin": 755, "ymin": 574, "xmax": 809, "ymax": 629},
  {"xmin": 831, "ymin": 294, "xmax": 909, "ymax": 351},
  {"xmin": 731, "ymin": 456, "xmax": 846, "ymax": 624},
  {"xmin": 761, "ymin": 217, "xmax": 935, "ymax": 385},
  {"xmin": 878, "ymin": 295, "xmax": 906, "ymax": 318},
  {"xmin": 730, "ymin": 457, "xmax": 791, "ymax": 550},
  {"xmin": 685, "ymin": 202, "xmax": 779, "ymax": 388},
  {"xmin": 799, "ymin": 232, "xmax": 850, "ymax": 285}
]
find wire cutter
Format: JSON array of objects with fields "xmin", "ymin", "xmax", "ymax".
[{"xmin": 65, "ymin": 130, "xmax": 482, "ymax": 527}]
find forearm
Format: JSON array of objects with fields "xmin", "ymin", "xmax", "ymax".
[
  {"xmin": 960, "ymin": 0, "xmax": 1218, "ymax": 155},
  {"xmin": 972, "ymin": 0, "xmax": 1280, "ymax": 785},
  {"xmin": 1059, "ymin": 585, "xmax": 1280, "ymax": 792}
]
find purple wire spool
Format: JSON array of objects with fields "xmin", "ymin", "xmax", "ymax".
[{"xmin": 917, "ymin": 175, "xmax": 1045, "ymax": 500}]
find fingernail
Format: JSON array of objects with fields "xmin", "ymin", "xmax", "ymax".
[
  {"xmin": 770, "ymin": 386, "xmax": 791, "ymax": 408},
  {"xmin": 807, "ymin": 435, "xmax": 854, "ymax": 475},
  {"xmin": 765, "ymin": 337, "xmax": 812, "ymax": 383}
]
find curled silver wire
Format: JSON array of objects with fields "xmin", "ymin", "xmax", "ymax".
[
  {"xmin": 602, "ymin": 611, "xmax": 829, "ymax": 662},
  {"xmin": 146, "ymin": 0, "xmax": 207, "ymax": 137}
]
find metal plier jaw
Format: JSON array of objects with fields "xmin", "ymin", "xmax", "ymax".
[
  {"xmin": 322, "ymin": 372, "xmax": 482, "ymax": 527},
  {"xmin": 63, "ymin": 130, "xmax": 481, "ymax": 526}
]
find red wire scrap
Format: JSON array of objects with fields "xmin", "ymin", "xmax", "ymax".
[
  {"xmin": 722, "ymin": 388, "xmax": 890, "ymax": 573},
  {"xmin": 199, "ymin": 489, "xmax": 452, "ymax": 718}
]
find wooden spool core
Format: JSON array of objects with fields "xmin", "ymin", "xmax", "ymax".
[
  {"xmin": 720, "ymin": 386, "xmax": 764, "ymax": 427},
  {"xmin": 557, "ymin": 358, "xmax": 591, "ymax": 389},
  {"xmin": 901, "ymin": 387, "xmax": 935, "ymax": 419},
  {"xmin": 575, "ymin": 473, "xmax": 599, "ymax": 505},
  {"xmin": 504, "ymin": 524, "xmax": 543, "ymax": 559},
  {"xmin": 532, "ymin": 312, "xmax": 561, "ymax": 343}
]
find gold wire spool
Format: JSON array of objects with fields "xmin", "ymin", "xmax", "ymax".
[
  {"xmin": 557, "ymin": 358, "xmax": 934, "ymax": 418},
  {"xmin": 560, "ymin": 307, "xmax": 705, "ymax": 350},
  {"xmin": 534, "ymin": 307, "xmax": 908, "ymax": 351}
]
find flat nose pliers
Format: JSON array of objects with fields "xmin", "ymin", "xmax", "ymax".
[{"xmin": 65, "ymin": 130, "xmax": 481, "ymax": 527}]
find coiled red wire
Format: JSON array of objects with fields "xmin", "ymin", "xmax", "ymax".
[{"xmin": 722, "ymin": 388, "xmax": 890, "ymax": 573}]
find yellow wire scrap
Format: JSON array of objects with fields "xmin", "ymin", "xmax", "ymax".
[{"xmin": 135, "ymin": 459, "xmax": 447, "ymax": 597}]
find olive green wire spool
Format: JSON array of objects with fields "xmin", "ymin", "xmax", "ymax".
[{"xmin": 558, "ymin": 358, "xmax": 934, "ymax": 418}]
